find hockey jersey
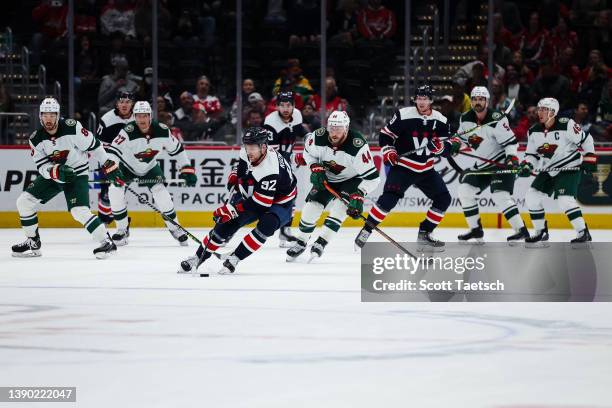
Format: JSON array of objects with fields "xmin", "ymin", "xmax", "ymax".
[
  {"xmin": 235, "ymin": 148, "xmax": 298, "ymax": 213},
  {"xmin": 30, "ymin": 119, "xmax": 108, "ymax": 179},
  {"xmin": 263, "ymin": 109, "xmax": 307, "ymax": 160},
  {"xmin": 97, "ymin": 109, "xmax": 134, "ymax": 146},
  {"xmin": 379, "ymin": 106, "xmax": 452, "ymax": 172},
  {"xmin": 524, "ymin": 117, "xmax": 595, "ymax": 177},
  {"xmin": 458, "ymin": 109, "xmax": 518, "ymax": 170},
  {"xmin": 106, "ymin": 120, "xmax": 190, "ymax": 176},
  {"xmin": 303, "ymin": 127, "xmax": 380, "ymax": 195}
]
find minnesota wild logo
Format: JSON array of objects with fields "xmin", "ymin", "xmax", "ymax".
[
  {"xmin": 467, "ymin": 134, "xmax": 484, "ymax": 149},
  {"xmin": 134, "ymin": 148, "xmax": 159, "ymax": 163},
  {"xmin": 322, "ymin": 160, "xmax": 346, "ymax": 175},
  {"xmin": 536, "ymin": 143, "xmax": 558, "ymax": 159},
  {"xmin": 49, "ymin": 149, "xmax": 70, "ymax": 163}
]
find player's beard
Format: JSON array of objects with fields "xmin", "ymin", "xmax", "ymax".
[
  {"xmin": 44, "ymin": 122, "xmax": 58, "ymax": 132},
  {"xmin": 473, "ymin": 103, "xmax": 485, "ymax": 112}
]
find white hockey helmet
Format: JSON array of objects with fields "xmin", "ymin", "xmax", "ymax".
[
  {"xmin": 470, "ymin": 86, "xmax": 490, "ymax": 100},
  {"xmin": 327, "ymin": 110, "xmax": 350, "ymax": 131},
  {"xmin": 39, "ymin": 97, "xmax": 60, "ymax": 127},
  {"xmin": 537, "ymin": 97, "xmax": 559, "ymax": 117},
  {"xmin": 133, "ymin": 101, "xmax": 152, "ymax": 115}
]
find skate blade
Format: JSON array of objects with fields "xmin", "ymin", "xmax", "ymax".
[
  {"xmin": 457, "ymin": 239, "xmax": 484, "ymax": 245},
  {"xmin": 354, "ymin": 243, "xmax": 365, "ymax": 252},
  {"xmin": 416, "ymin": 245, "xmax": 445, "ymax": 253},
  {"xmin": 218, "ymin": 267, "xmax": 234, "ymax": 275},
  {"xmin": 525, "ymin": 241, "xmax": 550, "ymax": 249},
  {"xmin": 286, "ymin": 254, "xmax": 300, "ymax": 262},
  {"xmin": 307, "ymin": 253, "xmax": 321, "ymax": 263},
  {"xmin": 94, "ymin": 249, "xmax": 115, "ymax": 260},
  {"xmin": 114, "ymin": 238, "xmax": 128, "ymax": 246},
  {"xmin": 507, "ymin": 240, "xmax": 524, "ymax": 247},
  {"xmin": 279, "ymin": 240, "xmax": 293, "ymax": 248},
  {"xmin": 12, "ymin": 250, "xmax": 42, "ymax": 258},
  {"xmin": 179, "ymin": 240, "xmax": 188, "ymax": 247},
  {"xmin": 570, "ymin": 242, "xmax": 593, "ymax": 250}
]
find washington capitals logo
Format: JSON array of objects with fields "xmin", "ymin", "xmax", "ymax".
[
  {"xmin": 467, "ymin": 135, "xmax": 484, "ymax": 149},
  {"xmin": 536, "ymin": 143, "xmax": 558, "ymax": 159},
  {"xmin": 134, "ymin": 148, "xmax": 159, "ymax": 163},
  {"xmin": 49, "ymin": 150, "xmax": 70, "ymax": 163},
  {"xmin": 323, "ymin": 160, "xmax": 346, "ymax": 175}
]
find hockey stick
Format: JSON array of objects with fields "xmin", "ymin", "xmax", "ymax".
[
  {"xmin": 398, "ymin": 98, "xmax": 516, "ymax": 158},
  {"xmin": 121, "ymin": 182, "xmax": 201, "ymax": 245},
  {"xmin": 322, "ymin": 181, "xmax": 417, "ymax": 258},
  {"xmin": 90, "ymin": 178, "xmax": 186, "ymax": 184},
  {"xmin": 463, "ymin": 166, "xmax": 581, "ymax": 176},
  {"xmin": 456, "ymin": 150, "xmax": 507, "ymax": 169}
]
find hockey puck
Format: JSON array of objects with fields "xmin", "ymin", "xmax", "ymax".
[{"xmin": 199, "ymin": 273, "xmax": 210, "ymax": 277}]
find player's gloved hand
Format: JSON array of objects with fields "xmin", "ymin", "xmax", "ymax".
[
  {"xmin": 49, "ymin": 164, "xmax": 75, "ymax": 183},
  {"xmin": 227, "ymin": 166, "xmax": 239, "ymax": 191},
  {"xmin": 179, "ymin": 165, "xmax": 197, "ymax": 187},
  {"xmin": 449, "ymin": 137, "xmax": 462, "ymax": 155},
  {"xmin": 310, "ymin": 163, "xmax": 327, "ymax": 190},
  {"xmin": 505, "ymin": 155, "xmax": 520, "ymax": 170},
  {"xmin": 427, "ymin": 136, "xmax": 445, "ymax": 155},
  {"xmin": 581, "ymin": 153, "xmax": 597, "ymax": 174},
  {"xmin": 294, "ymin": 152, "xmax": 306, "ymax": 167},
  {"xmin": 518, "ymin": 160, "xmax": 534, "ymax": 177},
  {"xmin": 102, "ymin": 159, "xmax": 124, "ymax": 186},
  {"xmin": 382, "ymin": 146, "xmax": 398, "ymax": 166},
  {"xmin": 346, "ymin": 192, "xmax": 365, "ymax": 220},
  {"xmin": 213, "ymin": 202, "xmax": 243, "ymax": 223}
]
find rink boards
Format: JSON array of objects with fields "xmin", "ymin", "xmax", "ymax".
[{"xmin": 0, "ymin": 145, "xmax": 611, "ymax": 229}]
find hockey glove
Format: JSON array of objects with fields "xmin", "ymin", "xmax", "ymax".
[
  {"xmin": 49, "ymin": 164, "xmax": 75, "ymax": 183},
  {"xmin": 227, "ymin": 166, "xmax": 239, "ymax": 190},
  {"xmin": 213, "ymin": 202, "xmax": 243, "ymax": 223},
  {"xmin": 179, "ymin": 165, "xmax": 197, "ymax": 187},
  {"xmin": 518, "ymin": 160, "xmax": 534, "ymax": 177},
  {"xmin": 346, "ymin": 192, "xmax": 365, "ymax": 220},
  {"xmin": 102, "ymin": 159, "xmax": 124, "ymax": 186},
  {"xmin": 505, "ymin": 155, "xmax": 520, "ymax": 170},
  {"xmin": 310, "ymin": 163, "xmax": 327, "ymax": 190},
  {"xmin": 581, "ymin": 153, "xmax": 597, "ymax": 174},
  {"xmin": 427, "ymin": 136, "xmax": 445, "ymax": 156},
  {"xmin": 382, "ymin": 146, "xmax": 398, "ymax": 166},
  {"xmin": 449, "ymin": 137, "xmax": 462, "ymax": 156},
  {"xmin": 294, "ymin": 152, "xmax": 307, "ymax": 167}
]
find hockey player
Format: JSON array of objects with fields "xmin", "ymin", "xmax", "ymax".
[
  {"xmin": 12, "ymin": 97, "xmax": 124, "ymax": 259},
  {"xmin": 95, "ymin": 90, "xmax": 135, "ymax": 224},
  {"xmin": 179, "ymin": 127, "xmax": 298, "ymax": 274},
  {"xmin": 263, "ymin": 91, "xmax": 307, "ymax": 247},
  {"xmin": 354, "ymin": 85, "xmax": 461, "ymax": 251},
  {"xmin": 286, "ymin": 111, "xmax": 379, "ymax": 262},
  {"xmin": 518, "ymin": 97, "xmax": 597, "ymax": 245},
  {"xmin": 456, "ymin": 86, "xmax": 529, "ymax": 244},
  {"xmin": 106, "ymin": 101, "xmax": 197, "ymax": 246}
]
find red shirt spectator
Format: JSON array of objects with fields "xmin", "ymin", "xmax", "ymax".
[
  {"xmin": 357, "ymin": 0, "xmax": 397, "ymax": 40},
  {"xmin": 518, "ymin": 12, "xmax": 551, "ymax": 63},
  {"xmin": 32, "ymin": 1, "xmax": 68, "ymax": 39},
  {"xmin": 307, "ymin": 77, "xmax": 350, "ymax": 118},
  {"xmin": 549, "ymin": 17, "xmax": 578, "ymax": 62},
  {"xmin": 556, "ymin": 47, "xmax": 582, "ymax": 93},
  {"xmin": 513, "ymin": 105, "xmax": 538, "ymax": 142},
  {"xmin": 580, "ymin": 50, "xmax": 612, "ymax": 84},
  {"xmin": 100, "ymin": 0, "xmax": 136, "ymax": 38}
]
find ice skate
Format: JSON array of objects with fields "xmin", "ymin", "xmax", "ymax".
[
  {"xmin": 93, "ymin": 234, "xmax": 117, "ymax": 259},
  {"xmin": 286, "ymin": 239, "xmax": 307, "ymax": 262},
  {"xmin": 354, "ymin": 227, "xmax": 372, "ymax": 250},
  {"xmin": 525, "ymin": 222, "xmax": 550, "ymax": 248},
  {"xmin": 417, "ymin": 229, "xmax": 445, "ymax": 252},
  {"xmin": 279, "ymin": 226, "xmax": 297, "ymax": 248},
  {"xmin": 308, "ymin": 237, "xmax": 328, "ymax": 262},
  {"xmin": 219, "ymin": 254, "xmax": 239, "ymax": 274},
  {"xmin": 457, "ymin": 222, "xmax": 484, "ymax": 244},
  {"xmin": 507, "ymin": 226, "xmax": 530, "ymax": 246},
  {"xmin": 11, "ymin": 230, "xmax": 42, "ymax": 258}
]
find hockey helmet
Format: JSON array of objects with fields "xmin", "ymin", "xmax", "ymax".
[
  {"xmin": 242, "ymin": 127, "xmax": 271, "ymax": 145},
  {"xmin": 133, "ymin": 101, "xmax": 152, "ymax": 115},
  {"xmin": 414, "ymin": 85, "xmax": 434, "ymax": 101},
  {"xmin": 116, "ymin": 90, "xmax": 136, "ymax": 101},
  {"xmin": 537, "ymin": 97, "xmax": 559, "ymax": 117},
  {"xmin": 327, "ymin": 110, "xmax": 350, "ymax": 131},
  {"xmin": 470, "ymin": 86, "xmax": 490, "ymax": 100},
  {"xmin": 276, "ymin": 91, "xmax": 295, "ymax": 105},
  {"xmin": 39, "ymin": 97, "xmax": 60, "ymax": 127}
]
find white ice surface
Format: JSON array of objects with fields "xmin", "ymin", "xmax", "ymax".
[{"xmin": 1, "ymin": 227, "xmax": 611, "ymax": 408}]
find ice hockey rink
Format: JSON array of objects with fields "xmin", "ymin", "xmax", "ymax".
[{"xmin": 1, "ymin": 227, "xmax": 611, "ymax": 407}]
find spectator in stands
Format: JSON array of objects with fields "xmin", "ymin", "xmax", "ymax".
[
  {"xmin": 436, "ymin": 95, "xmax": 460, "ymax": 133},
  {"xmin": 174, "ymin": 91, "xmax": 194, "ymax": 124},
  {"xmin": 135, "ymin": 0, "xmax": 172, "ymax": 45},
  {"xmin": 272, "ymin": 59, "xmax": 314, "ymax": 100},
  {"xmin": 245, "ymin": 109, "xmax": 264, "ymax": 128},
  {"xmin": 247, "ymin": 92, "xmax": 267, "ymax": 115},
  {"xmin": 329, "ymin": 0, "xmax": 359, "ymax": 46},
  {"xmin": 76, "ymin": 35, "xmax": 97, "ymax": 80},
  {"xmin": 581, "ymin": 50, "xmax": 612, "ymax": 84},
  {"xmin": 173, "ymin": 8, "xmax": 200, "ymax": 47},
  {"xmin": 156, "ymin": 96, "xmax": 169, "ymax": 114},
  {"xmin": 301, "ymin": 101, "xmax": 321, "ymax": 133},
  {"xmin": 451, "ymin": 82, "xmax": 471, "ymax": 114},
  {"xmin": 158, "ymin": 111, "xmax": 183, "ymax": 141},
  {"xmin": 180, "ymin": 102, "xmax": 225, "ymax": 141},
  {"xmin": 579, "ymin": 56, "xmax": 610, "ymax": 116},
  {"xmin": 288, "ymin": 0, "xmax": 321, "ymax": 48},
  {"xmin": 590, "ymin": 78, "xmax": 612, "ymax": 141},
  {"xmin": 556, "ymin": 46, "xmax": 582, "ymax": 94},
  {"xmin": 307, "ymin": 77, "xmax": 350, "ymax": 118},
  {"xmin": 513, "ymin": 104, "xmax": 538, "ymax": 141},
  {"xmin": 532, "ymin": 59, "xmax": 571, "ymax": 110},
  {"xmin": 505, "ymin": 64, "xmax": 533, "ymax": 110},
  {"xmin": 230, "ymin": 78, "xmax": 257, "ymax": 126},
  {"xmin": 100, "ymin": 0, "xmax": 136, "ymax": 39},
  {"xmin": 587, "ymin": 10, "xmax": 611, "ymax": 61},
  {"xmin": 492, "ymin": 12, "xmax": 516, "ymax": 51},
  {"xmin": 572, "ymin": 101, "xmax": 592, "ymax": 133},
  {"xmin": 491, "ymin": 78, "xmax": 516, "ymax": 120},
  {"xmin": 356, "ymin": 0, "xmax": 397, "ymax": 41},
  {"xmin": 30, "ymin": 0, "xmax": 68, "ymax": 68},
  {"xmin": 549, "ymin": 17, "xmax": 578, "ymax": 63},
  {"xmin": 518, "ymin": 11, "xmax": 550, "ymax": 66},
  {"xmin": 99, "ymin": 32, "xmax": 136, "ymax": 78},
  {"xmin": 453, "ymin": 45, "xmax": 505, "ymax": 89},
  {"xmin": 193, "ymin": 75, "xmax": 223, "ymax": 120},
  {"xmin": 98, "ymin": 56, "xmax": 139, "ymax": 116},
  {"xmin": 511, "ymin": 50, "xmax": 535, "ymax": 84}
]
